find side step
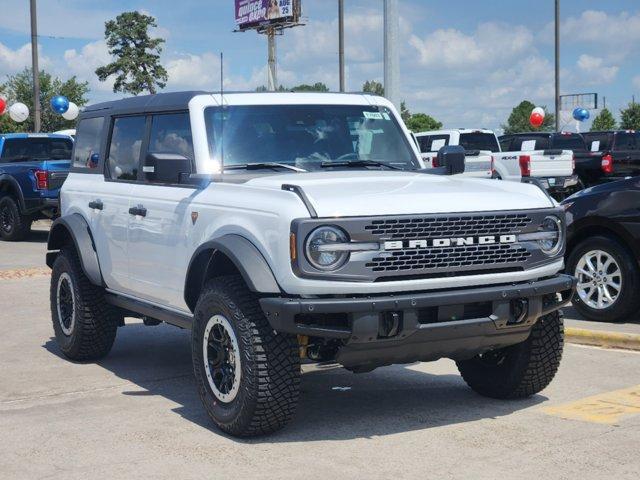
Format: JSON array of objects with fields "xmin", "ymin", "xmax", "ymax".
[{"xmin": 105, "ymin": 293, "xmax": 193, "ymax": 329}]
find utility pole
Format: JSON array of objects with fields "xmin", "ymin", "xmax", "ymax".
[
  {"xmin": 267, "ymin": 27, "xmax": 277, "ymax": 91},
  {"xmin": 338, "ymin": 0, "xmax": 345, "ymax": 92},
  {"xmin": 383, "ymin": 0, "xmax": 400, "ymax": 109},
  {"xmin": 554, "ymin": 0, "xmax": 560, "ymax": 132},
  {"xmin": 30, "ymin": 0, "xmax": 41, "ymax": 132}
]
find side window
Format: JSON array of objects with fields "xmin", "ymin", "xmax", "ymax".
[
  {"xmin": 107, "ymin": 116, "xmax": 146, "ymax": 181},
  {"xmin": 499, "ymin": 137, "xmax": 512, "ymax": 152},
  {"xmin": 148, "ymin": 113, "xmax": 194, "ymax": 159},
  {"xmin": 73, "ymin": 117, "xmax": 104, "ymax": 170},
  {"xmin": 417, "ymin": 136, "xmax": 430, "ymax": 153},
  {"xmin": 614, "ymin": 132, "xmax": 636, "ymax": 151}
]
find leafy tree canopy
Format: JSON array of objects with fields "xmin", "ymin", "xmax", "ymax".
[
  {"xmin": 590, "ymin": 108, "xmax": 617, "ymax": 131},
  {"xmin": 405, "ymin": 113, "xmax": 442, "ymax": 132},
  {"xmin": 502, "ymin": 100, "xmax": 555, "ymax": 134},
  {"xmin": 96, "ymin": 11, "xmax": 168, "ymax": 95},
  {"xmin": 620, "ymin": 102, "xmax": 640, "ymax": 130},
  {"xmin": 0, "ymin": 68, "xmax": 89, "ymax": 133},
  {"xmin": 362, "ymin": 80, "xmax": 384, "ymax": 96}
]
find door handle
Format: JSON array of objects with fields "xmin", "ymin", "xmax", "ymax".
[
  {"xmin": 88, "ymin": 200, "xmax": 103, "ymax": 210},
  {"xmin": 128, "ymin": 205, "xmax": 147, "ymax": 217}
]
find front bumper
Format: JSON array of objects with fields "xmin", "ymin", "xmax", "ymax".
[
  {"xmin": 260, "ymin": 274, "xmax": 576, "ymax": 368},
  {"xmin": 537, "ymin": 175, "xmax": 579, "ymax": 191}
]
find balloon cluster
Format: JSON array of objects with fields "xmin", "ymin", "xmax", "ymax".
[
  {"xmin": 572, "ymin": 107, "xmax": 590, "ymax": 122},
  {"xmin": 529, "ymin": 107, "xmax": 545, "ymax": 128},
  {"xmin": 0, "ymin": 95, "xmax": 79, "ymax": 123}
]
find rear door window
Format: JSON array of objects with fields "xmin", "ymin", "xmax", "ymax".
[
  {"xmin": 459, "ymin": 132, "xmax": 500, "ymax": 152},
  {"xmin": 0, "ymin": 137, "xmax": 73, "ymax": 162},
  {"xmin": 511, "ymin": 136, "xmax": 549, "ymax": 151},
  {"xmin": 106, "ymin": 116, "xmax": 147, "ymax": 181},
  {"xmin": 551, "ymin": 134, "xmax": 586, "ymax": 151},
  {"xmin": 582, "ymin": 133, "xmax": 612, "ymax": 152},
  {"xmin": 73, "ymin": 117, "xmax": 105, "ymax": 170}
]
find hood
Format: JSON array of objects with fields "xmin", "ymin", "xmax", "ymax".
[{"xmin": 246, "ymin": 171, "xmax": 554, "ymax": 217}]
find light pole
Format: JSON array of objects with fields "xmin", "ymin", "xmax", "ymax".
[
  {"xmin": 338, "ymin": 0, "xmax": 345, "ymax": 92},
  {"xmin": 554, "ymin": 0, "xmax": 560, "ymax": 132},
  {"xmin": 267, "ymin": 27, "xmax": 277, "ymax": 91},
  {"xmin": 30, "ymin": 0, "xmax": 41, "ymax": 132},
  {"xmin": 383, "ymin": 0, "xmax": 400, "ymax": 109}
]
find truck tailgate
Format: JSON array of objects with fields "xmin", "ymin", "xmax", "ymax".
[{"xmin": 528, "ymin": 150, "xmax": 574, "ymax": 177}]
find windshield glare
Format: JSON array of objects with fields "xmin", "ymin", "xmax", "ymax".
[{"xmin": 204, "ymin": 105, "xmax": 418, "ymax": 171}]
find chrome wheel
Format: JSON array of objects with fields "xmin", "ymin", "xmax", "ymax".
[
  {"xmin": 575, "ymin": 250, "xmax": 622, "ymax": 310},
  {"xmin": 202, "ymin": 315, "xmax": 241, "ymax": 403},
  {"xmin": 56, "ymin": 272, "xmax": 76, "ymax": 335}
]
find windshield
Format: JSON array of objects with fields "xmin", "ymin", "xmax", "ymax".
[
  {"xmin": 0, "ymin": 137, "xmax": 73, "ymax": 162},
  {"xmin": 459, "ymin": 132, "xmax": 500, "ymax": 152},
  {"xmin": 204, "ymin": 104, "xmax": 419, "ymax": 171},
  {"xmin": 551, "ymin": 134, "xmax": 587, "ymax": 151}
]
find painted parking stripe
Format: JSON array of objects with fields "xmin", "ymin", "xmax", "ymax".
[{"xmin": 542, "ymin": 385, "xmax": 640, "ymax": 424}]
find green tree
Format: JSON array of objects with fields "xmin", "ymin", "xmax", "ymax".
[
  {"xmin": 405, "ymin": 113, "xmax": 442, "ymax": 132},
  {"xmin": 590, "ymin": 108, "xmax": 617, "ymax": 131},
  {"xmin": 620, "ymin": 102, "xmax": 640, "ymax": 130},
  {"xmin": 256, "ymin": 85, "xmax": 288, "ymax": 92},
  {"xmin": 400, "ymin": 101, "xmax": 411, "ymax": 123},
  {"xmin": 96, "ymin": 11, "xmax": 168, "ymax": 95},
  {"xmin": 0, "ymin": 68, "xmax": 89, "ymax": 133},
  {"xmin": 290, "ymin": 82, "xmax": 329, "ymax": 92},
  {"xmin": 502, "ymin": 100, "xmax": 555, "ymax": 134},
  {"xmin": 362, "ymin": 80, "xmax": 384, "ymax": 96}
]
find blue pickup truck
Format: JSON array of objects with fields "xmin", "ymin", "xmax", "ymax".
[{"xmin": 0, "ymin": 133, "xmax": 72, "ymax": 241}]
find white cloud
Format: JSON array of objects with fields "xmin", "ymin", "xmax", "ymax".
[
  {"xmin": 576, "ymin": 54, "xmax": 619, "ymax": 84},
  {"xmin": 0, "ymin": 42, "xmax": 51, "ymax": 80},
  {"xmin": 63, "ymin": 40, "xmax": 114, "ymax": 92}
]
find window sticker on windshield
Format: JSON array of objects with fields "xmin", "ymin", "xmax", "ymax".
[
  {"xmin": 521, "ymin": 140, "xmax": 536, "ymax": 151},
  {"xmin": 363, "ymin": 111, "xmax": 384, "ymax": 120},
  {"xmin": 591, "ymin": 140, "xmax": 600, "ymax": 152},
  {"xmin": 431, "ymin": 139, "xmax": 446, "ymax": 151}
]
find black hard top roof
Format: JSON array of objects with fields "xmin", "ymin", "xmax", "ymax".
[{"xmin": 83, "ymin": 91, "xmax": 208, "ymax": 115}]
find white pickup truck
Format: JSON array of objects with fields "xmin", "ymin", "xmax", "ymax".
[
  {"xmin": 415, "ymin": 129, "xmax": 577, "ymax": 199},
  {"xmin": 414, "ymin": 129, "xmax": 493, "ymax": 179}
]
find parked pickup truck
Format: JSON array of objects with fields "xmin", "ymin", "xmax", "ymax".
[
  {"xmin": 580, "ymin": 130, "xmax": 640, "ymax": 186},
  {"xmin": 498, "ymin": 132, "xmax": 579, "ymax": 199},
  {"xmin": 0, "ymin": 133, "xmax": 72, "ymax": 241},
  {"xmin": 414, "ymin": 129, "xmax": 493, "ymax": 178}
]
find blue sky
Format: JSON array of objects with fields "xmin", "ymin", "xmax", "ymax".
[{"xmin": 1, "ymin": 0, "xmax": 639, "ymax": 131}]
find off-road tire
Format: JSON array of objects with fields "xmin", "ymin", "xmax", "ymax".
[
  {"xmin": 566, "ymin": 235, "xmax": 640, "ymax": 322},
  {"xmin": 50, "ymin": 248, "xmax": 118, "ymax": 360},
  {"xmin": 0, "ymin": 195, "xmax": 32, "ymax": 241},
  {"xmin": 192, "ymin": 275, "xmax": 300, "ymax": 437},
  {"xmin": 456, "ymin": 311, "xmax": 563, "ymax": 399}
]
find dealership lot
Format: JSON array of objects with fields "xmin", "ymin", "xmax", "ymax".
[{"xmin": 1, "ymin": 228, "xmax": 639, "ymax": 480}]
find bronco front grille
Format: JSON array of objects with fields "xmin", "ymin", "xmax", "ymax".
[
  {"xmin": 364, "ymin": 214, "xmax": 531, "ymax": 239},
  {"xmin": 365, "ymin": 244, "xmax": 531, "ymax": 273}
]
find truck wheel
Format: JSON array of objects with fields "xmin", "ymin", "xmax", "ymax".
[
  {"xmin": 0, "ymin": 195, "xmax": 32, "ymax": 241},
  {"xmin": 567, "ymin": 235, "xmax": 640, "ymax": 322},
  {"xmin": 50, "ymin": 248, "xmax": 118, "ymax": 360},
  {"xmin": 456, "ymin": 311, "xmax": 563, "ymax": 399},
  {"xmin": 192, "ymin": 275, "xmax": 300, "ymax": 437}
]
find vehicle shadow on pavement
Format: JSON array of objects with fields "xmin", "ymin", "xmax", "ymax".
[
  {"xmin": 43, "ymin": 322, "xmax": 547, "ymax": 443},
  {"xmin": 25, "ymin": 229, "xmax": 49, "ymax": 244}
]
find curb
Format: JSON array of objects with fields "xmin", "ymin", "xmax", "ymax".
[{"xmin": 565, "ymin": 327, "xmax": 640, "ymax": 351}]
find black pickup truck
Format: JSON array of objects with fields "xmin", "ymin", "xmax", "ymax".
[{"xmin": 581, "ymin": 130, "xmax": 640, "ymax": 185}]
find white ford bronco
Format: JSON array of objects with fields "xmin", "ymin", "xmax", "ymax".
[{"xmin": 47, "ymin": 92, "xmax": 575, "ymax": 437}]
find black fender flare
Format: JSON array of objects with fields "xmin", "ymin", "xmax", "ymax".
[
  {"xmin": 46, "ymin": 214, "xmax": 104, "ymax": 287},
  {"xmin": 0, "ymin": 174, "xmax": 27, "ymax": 212},
  {"xmin": 184, "ymin": 235, "xmax": 281, "ymax": 312}
]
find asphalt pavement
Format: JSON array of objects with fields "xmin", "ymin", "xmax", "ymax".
[{"xmin": 1, "ymin": 226, "xmax": 639, "ymax": 479}]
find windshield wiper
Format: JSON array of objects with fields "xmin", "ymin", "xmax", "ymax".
[
  {"xmin": 224, "ymin": 162, "xmax": 306, "ymax": 172},
  {"xmin": 320, "ymin": 159, "xmax": 403, "ymax": 171}
]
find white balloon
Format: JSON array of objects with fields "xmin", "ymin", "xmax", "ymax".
[
  {"xmin": 532, "ymin": 107, "xmax": 545, "ymax": 118},
  {"xmin": 9, "ymin": 102, "xmax": 29, "ymax": 123},
  {"xmin": 62, "ymin": 102, "xmax": 79, "ymax": 121}
]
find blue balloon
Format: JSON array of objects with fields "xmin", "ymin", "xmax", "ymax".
[
  {"xmin": 572, "ymin": 107, "xmax": 590, "ymax": 122},
  {"xmin": 50, "ymin": 95, "xmax": 69, "ymax": 114}
]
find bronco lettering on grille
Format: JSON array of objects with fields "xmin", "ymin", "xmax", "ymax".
[{"xmin": 384, "ymin": 235, "xmax": 517, "ymax": 250}]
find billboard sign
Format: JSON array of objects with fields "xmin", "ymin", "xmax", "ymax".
[{"xmin": 235, "ymin": 0, "xmax": 299, "ymax": 30}]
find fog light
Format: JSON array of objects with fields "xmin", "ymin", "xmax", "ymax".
[{"xmin": 509, "ymin": 299, "xmax": 529, "ymax": 325}]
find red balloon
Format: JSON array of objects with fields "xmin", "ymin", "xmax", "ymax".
[
  {"xmin": 530, "ymin": 112, "xmax": 544, "ymax": 128},
  {"xmin": 0, "ymin": 97, "xmax": 6, "ymax": 115}
]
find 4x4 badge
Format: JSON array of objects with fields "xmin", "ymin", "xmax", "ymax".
[{"xmin": 191, "ymin": 212, "xmax": 199, "ymax": 225}]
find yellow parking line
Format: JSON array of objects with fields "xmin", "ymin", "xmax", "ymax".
[
  {"xmin": 0, "ymin": 267, "xmax": 50, "ymax": 280},
  {"xmin": 542, "ymin": 385, "xmax": 640, "ymax": 424}
]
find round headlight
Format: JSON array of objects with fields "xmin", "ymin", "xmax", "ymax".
[
  {"xmin": 305, "ymin": 226, "xmax": 350, "ymax": 271},
  {"xmin": 539, "ymin": 215, "xmax": 563, "ymax": 256}
]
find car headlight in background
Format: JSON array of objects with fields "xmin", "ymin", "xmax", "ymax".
[
  {"xmin": 539, "ymin": 215, "xmax": 563, "ymax": 255},
  {"xmin": 305, "ymin": 226, "xmax": 350, "ymax": 271}
]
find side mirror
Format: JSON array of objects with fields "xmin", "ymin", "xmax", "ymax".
[
  {"xmin": 437, "ymin": 145, "xmax": 466, "ymax": 175},
  {"xmin": 144, "ymin": 153, "xmax": 192, "ymax": 184}
]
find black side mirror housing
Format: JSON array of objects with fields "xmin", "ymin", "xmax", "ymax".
[
  {"xmin": 144, "ymin": 153, "xmax": 192, "ymax": 184},
  {"xmin": 437, "ymin": 145, "xmax": 466, "ymax": 175}
]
